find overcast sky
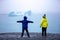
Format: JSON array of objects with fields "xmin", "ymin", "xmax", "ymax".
[{"xmin": 0, "ymin": 0, "xmax": 60, "ymax": 14}]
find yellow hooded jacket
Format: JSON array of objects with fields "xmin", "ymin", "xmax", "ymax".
[{"xmin": 40, "ymin": 18, "xmax": 48, "ymax": 28}]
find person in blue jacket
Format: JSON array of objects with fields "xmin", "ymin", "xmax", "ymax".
[{"xmin": 17, "ymin": 16, "xmax": 33, "ymax": 38}]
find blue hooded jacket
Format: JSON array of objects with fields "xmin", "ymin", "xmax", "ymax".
[{"xmin": 17, "ymin": 16, "xmax": 33, "ymax": 29}]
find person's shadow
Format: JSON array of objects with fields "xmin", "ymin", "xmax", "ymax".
[{"xmin": 42, "ymin": 36, "xmax": 46, "ymax": 40}]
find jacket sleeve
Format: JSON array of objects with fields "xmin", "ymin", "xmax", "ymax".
[
  {"xmin": 17, "ymin": 21, "xmax": 22, "ymax": 23},
  {"xmin": 28, "ymin": 21, "xmax": 33, "ymax": 23},
  {"xmin": 46, "ymin": 19, "xmax": 48, "ymax": 27},
  {"xmin": 40, "ymin": 18, "xmax": 43, "ymax": 27}
]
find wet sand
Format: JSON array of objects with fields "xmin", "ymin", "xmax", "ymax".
[{"xmin": 0, "ymin": 33, "xmax": 60, "ymax": 40}]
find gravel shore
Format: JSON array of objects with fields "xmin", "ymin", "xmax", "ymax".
[{"xmin": 0, "ymin": 33, "xmax": 60, "ymax": 40}]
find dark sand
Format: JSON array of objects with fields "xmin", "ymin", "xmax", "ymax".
[{"xmin": 0, "ymin": 33, "xmax": 60, "ymax": 40}]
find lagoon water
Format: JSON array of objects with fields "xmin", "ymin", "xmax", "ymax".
[{"xmin": 0, "ymin": 13, "xmax": 60, "ymax": 34}]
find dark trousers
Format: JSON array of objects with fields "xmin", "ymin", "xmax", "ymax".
[
  {"xmin": 42, "ymin": 27, "xmax": 47, "ymax": 36},
  {"xmin": 21, "ymin": 28, "xmax": 30, "ymax": 38}
]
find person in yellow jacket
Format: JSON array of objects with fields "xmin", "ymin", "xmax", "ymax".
[{"xmin": 40, "ymin": 14, "xmax": 48, "ymax": 36}]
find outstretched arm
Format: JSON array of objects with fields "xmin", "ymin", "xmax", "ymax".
[
  {"xmin": 28, "ymin": 21, "xmax": 33, "ymax": 23},
  {"xmin": 17, "ymin": 21, "xmax": 22, "ymax": 23}
]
